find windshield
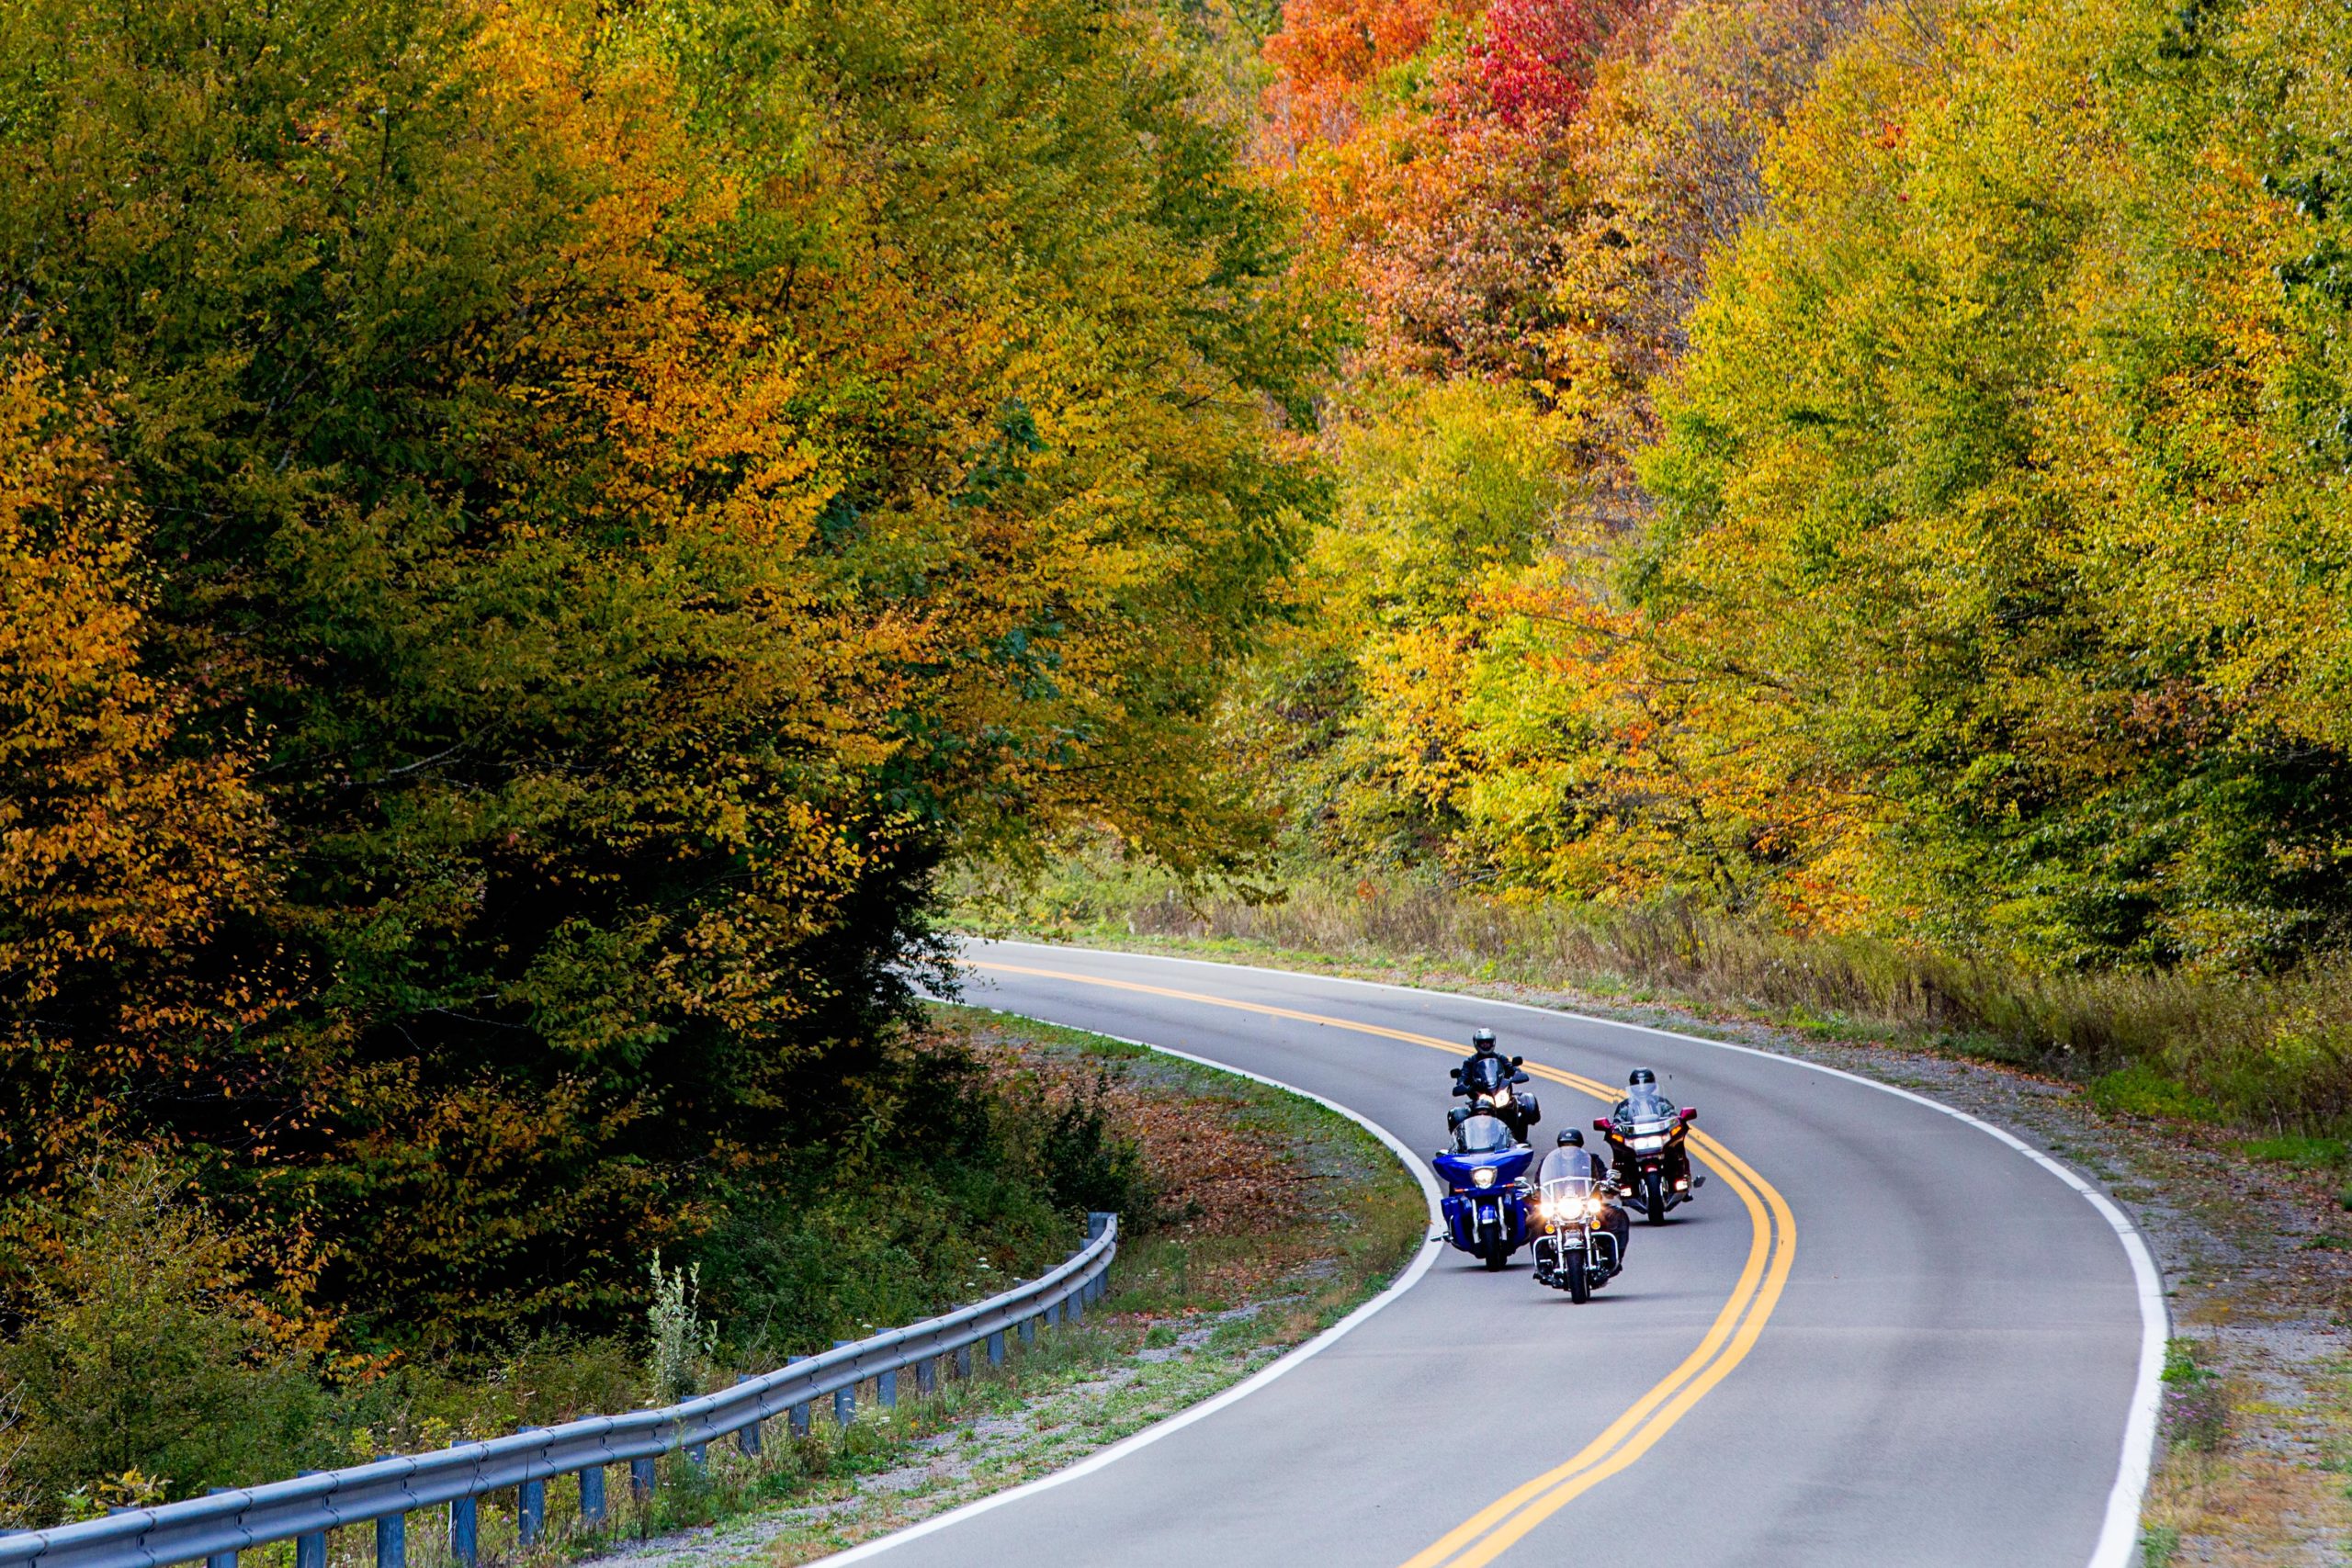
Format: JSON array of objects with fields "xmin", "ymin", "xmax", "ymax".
[
  {"xmin": 1454, "ymin": 1114, "xmax": 1516, "ymax": 1154},
  {"xmin": 1461, "ymin": 1055, "xmax": 1509, "ymax": 1093},
  {"xmin": 1537, "ymin": 1148, "xmax": 1603, "ymax": 1192},
  {"xmin": 1615, "ymin": 1087, "xmax": 1679, "ymax": 1128}
]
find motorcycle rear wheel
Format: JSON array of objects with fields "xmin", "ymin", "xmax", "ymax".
[
  {"xmin": 1566, "ymin": 1252, "xmax": 1589, "ymax": 1303},
  {"xmin": 1645, "ymin": 1170, "xmax": 1668, "ymax": 1224}
]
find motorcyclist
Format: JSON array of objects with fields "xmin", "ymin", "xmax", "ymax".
[
  {"xmin": 1546, "ymin": 1129, "xmax": 1629, "ymax": 1258},
  {"xmin": 1611, "ymin": 1066, "xmax": 1677, "ymax": 1126},
  {"xmin": 1452, "ymin": 1028, "xmax": 1541, "ymax": 1137},
  {"xmin": 1605, "ymin": 1067, "xmax": 1696, "ymax": 1213}
]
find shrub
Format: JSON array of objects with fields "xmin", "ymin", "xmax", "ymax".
[
  {"xmin": 1, "ymin": 1156, "xmax": 332, "ymax": 1520},
  {"xmin": 1041, "ymin": 1071, "xmax": 1155, "ymax": 1224}
]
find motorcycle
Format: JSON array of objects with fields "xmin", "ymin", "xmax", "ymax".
[
  {"xmin": 1433, "ymin": 1112, "xmax": 1535, "ymax": 1270},
  {"xmin": 1532, "ymin": 1153, "xmax": 1623, "ymax": 1303},
  {"xmin": 1596, "ymin": 1099, "xmax": 1702, "ymax": 1225},
  {"xmin": 1452, "ymin": 1053, "xmax": 1542, "ymax": 1141}
]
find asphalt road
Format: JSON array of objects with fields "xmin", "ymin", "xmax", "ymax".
[{"xmin": 842, "ymin": 942, "xmax": 2160, "ymax": 1568}]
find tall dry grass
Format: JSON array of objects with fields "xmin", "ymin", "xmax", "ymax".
[{"xmin": 955, "ymin": 864, "xmax": 2352, "ymax": 1134}]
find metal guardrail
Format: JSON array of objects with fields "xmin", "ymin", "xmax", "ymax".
[{"xmin": 0, "ymin": 1213, "xmax": 1120, "ymax": 1568}]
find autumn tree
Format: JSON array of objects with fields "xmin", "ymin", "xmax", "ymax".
[{"xmin": 0, "ymin": 0, "xmax": 1326, "ymax": 1344}]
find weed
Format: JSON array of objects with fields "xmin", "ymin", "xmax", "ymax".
[
  {"xmin": 2162, "ymin": 1340, "xmax": 2230, "ymax": 1454},
  {"xmin": 2238, "ymin": 1135, "xmax": 2346, "ymax": 1169},
  {"xmin": 2092, "ymin": 1065, "xmax": 2222, "ymax": 1123},
  {"xmin": 646, "ymin": 1254, "xmax": 718, "ymax": 1405}
]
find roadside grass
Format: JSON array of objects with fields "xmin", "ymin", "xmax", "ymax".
[
  {"xmin": 949, "ymin": 858, "xmax": 2352, "ymax": 1138},
  {"xmin": 212, "ymin": 1008, "xmax": 1424, "ymax": 1568},
  {"xmin": 2143, "ymin": 1337, "xmax": 2346, "ymax": 1566}
]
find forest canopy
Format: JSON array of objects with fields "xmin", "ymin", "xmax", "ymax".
[
  {"xmin": 0, "ymin": 0, "xmax": 1325, "ymax": 1346},
  {"xmin": 1243, "ymin": 0, "xmax": 2352, "ymax": 973}
]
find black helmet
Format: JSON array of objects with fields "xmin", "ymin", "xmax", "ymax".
[
  {"xmin": 1556, "ymin": 1129, "xmax": 1584, "ymax": 1147},
  {"xmin": 1628, "ymin": 1068, "xmax": 1657, "ymax": 1088},
  {"xmin": 1471, "ymin": 1027, "xmax": 1498, "ymax": 1053}
]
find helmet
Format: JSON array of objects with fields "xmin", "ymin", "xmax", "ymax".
[
  {"xmin": 1628, "ymin": 1068, "xmax": 1657, "ymax": 1088},
  {"xmin": 1556, "ymin": 1129, "xmax": 1584, "ymax": 1147},
  {"xmin": 1471, "ymin": 1028, "xmax": 1498, "ymax": 1053}
]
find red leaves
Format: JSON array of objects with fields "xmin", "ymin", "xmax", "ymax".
[{"xmin": 1462, "ymin": 0, "xmax": 1646, "ymax": 130}]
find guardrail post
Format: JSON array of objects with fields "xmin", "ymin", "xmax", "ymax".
[
  {"xmin": 878, "ymin": 1367, "xmax": 897, "ymax": 1409},
  {"xmin": 1018, "ymin": 1316, "xmax": 1035, "ymax": 1349},
  {"xmin": 204, "ymin": 1488, "xmax": 238, "ymax": 1568},
  {"xmin": 518, "ymin": 1476, "xmax": 545, "ymax": 1545},
  {"xmin": 956, "ymin": 1343, "xmax": 973, "ymax": 1379},
  {"xmin": 377, "ymin": 1510, "xmax": 406, "ymax": 1568},
  {"xmin": 685, "ymin": 1440, "xmax": 707, "ymax": 1471},
  {"xmin": 735, "ymin": 1375, "xmax": 763, "ymax": 1457},
  {"xmin": 1087, "ymin": 1214, "xmax": 1114, "ymax": 1313},
  {"xmin": 513, "ymin": 1428, "xmax": 546, "ymax": 1545},
  {"xmin": 1069, "ymin": 1284, "xmax": 1084, "ymax": 1324},
  {"xmin": 787, "ymin": 1355, "xmax": 811, "ymax": 1437},
  {"xmin": 915, "ymin": 1356, "xmax": 936, "ymax": 1395},
  {"xmin": 448, "ymin": 1493, "xmax": 477, "ymax": 1568},
  {"xmin": 987, "ymin": 1329, "xmax": 1005, "ymax": 1367},
  {"xmin": 832, "ymin": 1341, "xmax": 855, "ymax": 1427},
  {"xmin": 1046, "ymin": 1300, "xmax": 1059, "ymax": 1328},
  {"xmin": 579, "ymin": 1463, "xmax": 606, "ymax": 1528},
  {"xmin": 293, "ymin": 1472, "xmax": 328, "ymax": 1568},
  {"xmin": 628, "ymin": 1457, "xmax": 657, "ymax": 1503}
]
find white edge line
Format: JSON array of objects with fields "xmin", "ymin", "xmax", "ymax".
[
  {"xmin": 972, "ymin": 940, "xmax": 2169, "ymax": 1568},
  {"xmin": 815, "ymin": 1005, "xmax": 1448, "ymax": 1564}
]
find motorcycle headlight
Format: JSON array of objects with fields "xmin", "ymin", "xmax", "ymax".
[
  {"xmin": 1472, "ymin": 1167, "xmax": 1497, "ymax": 1189},
  {"xmin": 1495, "ymin": 1086, "xmax": 1513, "ymax": 1106},
  {"xmin": 1632, "ymin": 1134, "xmax": 1668, "ymax": 1152}
]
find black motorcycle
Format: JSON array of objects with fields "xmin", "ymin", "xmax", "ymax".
[
  {"xmin": 1453, "ymin": 1051, "xmax": 1541, "ymax": 1141},
  {"xmin": 1532, "ymin": 1149, "xmax": 1623, "ymax": 1303},
  {"xmin": 1597, "ymin": 1093, "xmax": 1702, "ymax": 1224}
]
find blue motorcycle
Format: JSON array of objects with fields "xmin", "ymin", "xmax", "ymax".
[{"xmin": 1434, "ymin": 1111, "xmax": 1535, "ymax": 1270}]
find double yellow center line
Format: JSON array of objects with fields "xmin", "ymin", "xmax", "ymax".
[{"xmin": 963, "ymin": 960, "xmax": 1796, "ymax": 1568}]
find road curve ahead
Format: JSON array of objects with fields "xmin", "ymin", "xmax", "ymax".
[{"xmin": 844, "ymin": 942, "xmax": 2160, "ymax": 1568}]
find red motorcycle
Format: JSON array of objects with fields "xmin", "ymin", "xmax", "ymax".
[{"xmin": 1595, "ymin": 1071, "xmax": 1702, "ymax": 1224}]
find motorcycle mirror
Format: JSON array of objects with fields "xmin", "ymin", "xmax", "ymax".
[
  {"xmin": 1680, "ymin": 1107, "xmax": 1698, "ymax": 1122},
  {"xmin": 1510, "ymin": 1055, "xmax": 1523, "ymax": 1066},
  {"xmin": 1448, "ymin": 1066, "xmax": 1463, "ymax": 1078},
  {"xmin": 1592, "ymin": 1117, "xmax": 1611, "ymax": 1134}
]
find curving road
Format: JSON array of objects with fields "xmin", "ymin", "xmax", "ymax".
[{"xmin": 841, "ymin": 942, "xmax": 2161, "ymax": 1568}]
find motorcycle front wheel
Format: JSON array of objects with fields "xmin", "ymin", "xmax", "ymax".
[
  {"xmin": 1482, "ymin": 1239, "xmax": 1510, "ymax": 1271},
  {"xmin": 1566, "ymin": 1251, "xmax": 1589, "ymax": 1303},
  {"xmin": 1645, "ymin": 1170, "xmax": 1668, "ymax": 1224}
]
